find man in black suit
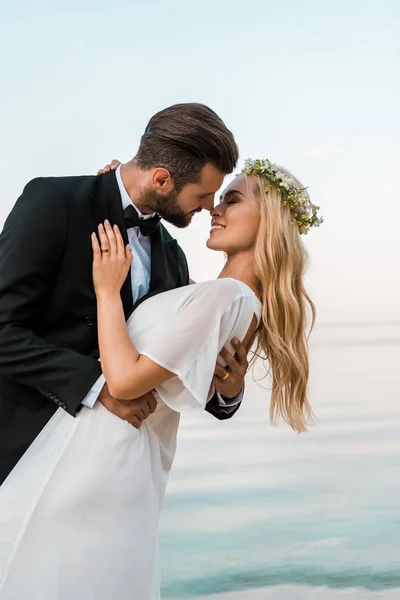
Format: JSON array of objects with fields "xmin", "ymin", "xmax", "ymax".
[{"xmin": 0, "ymin": 103, "xmax": 248, "ymax": 486}]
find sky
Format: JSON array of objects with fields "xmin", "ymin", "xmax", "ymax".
[{"xmin": 0, "ymin": 0, "xmax": 399, "ymax": 325}]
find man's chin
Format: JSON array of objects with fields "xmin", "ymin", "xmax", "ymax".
[
  {"xmin": 163, "ymin": 214, "xmax": 193, "ymax": 229},
  {"xmin": 180, "ymin": 215, "xmax": 194, "ymax": 228}
]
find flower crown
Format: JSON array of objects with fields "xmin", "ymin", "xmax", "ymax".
[{"xmin": 242, "ymin": 158, "xmax": 323, "ymax": 234}]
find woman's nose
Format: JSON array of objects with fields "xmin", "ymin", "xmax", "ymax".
[{"xmin": 211, "ymin": 202, "xmax": 223, "ymax": 218}]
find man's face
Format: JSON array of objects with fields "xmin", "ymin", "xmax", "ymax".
[{"xmin": 142, "ymin": 164, "xmax": 225, "ymax": 228}]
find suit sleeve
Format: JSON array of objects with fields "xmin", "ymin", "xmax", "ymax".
[
  {"xmin": 0, "ymin": 178, "xmax": 102, "ymax": 416},
  {"xmin": 205, "ymin": 388, "xmax": 244, "ymax": 420}
]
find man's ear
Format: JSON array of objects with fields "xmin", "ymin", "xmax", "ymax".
[{"xmin": 151, "ymin": 168, "xmax": 174, "ymax": 194}]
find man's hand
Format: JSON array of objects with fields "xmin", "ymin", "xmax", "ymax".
[
  {"xmin": 212, "ymin": 337, "xmax": 248, "ymax": 399},
  {"xmin": 99, "ymin": 383, "xmax": 157, "ymax": 428}
]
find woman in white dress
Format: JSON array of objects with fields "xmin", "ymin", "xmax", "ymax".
[{"xmin": 0, "ymin": 159, "xmax": 322, "ymax": 599}]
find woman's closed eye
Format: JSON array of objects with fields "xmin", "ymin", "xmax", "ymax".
[{"xmin": 222, "ymin": 189, "xmax": 246, "ymax": 206}]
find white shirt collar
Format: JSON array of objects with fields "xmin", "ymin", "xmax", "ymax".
[{"xmin": 115, "ymin": 165, "xmax": 157, "ymax": 221}]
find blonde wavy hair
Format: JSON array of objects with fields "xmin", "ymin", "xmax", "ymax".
[{"xmin": 249, "ymin": 168, "xmax": 315, "ymax": 433}]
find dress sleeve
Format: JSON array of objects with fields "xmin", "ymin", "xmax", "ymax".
[{"xmin": 134, "ymin": 280, "xmax": 256, "ymax": 413}]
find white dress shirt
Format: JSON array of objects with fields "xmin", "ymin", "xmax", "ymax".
[{"xmin": 82, "ymin": 166, "xmax": 241, "ymax": 412}]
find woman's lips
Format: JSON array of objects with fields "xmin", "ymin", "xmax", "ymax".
[{"xmin": 210, "ymin": 224, "xmax": 225, "ymax": 233}]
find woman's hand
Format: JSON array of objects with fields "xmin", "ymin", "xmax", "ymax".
[
  {"xmin": 97, "ymin": 159, "xmax": 121, "ymax": 175},
  {"xmin": 91, "ymin": 221, "xmax": 132, "ymax": 297}
]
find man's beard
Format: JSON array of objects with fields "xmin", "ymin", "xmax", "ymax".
[{"xmin": 138, "ymin": 188, "xmax": 199, "ymax": 228}]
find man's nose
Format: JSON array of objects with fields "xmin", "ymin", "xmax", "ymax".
[{"xmin": 201, "ymin": 195, "xmax": 215, "ymax": 212}]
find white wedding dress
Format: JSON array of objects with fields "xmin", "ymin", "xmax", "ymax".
[{"xmin": 0, "ymin": 278, "xmax": 261, "ymax": 600}]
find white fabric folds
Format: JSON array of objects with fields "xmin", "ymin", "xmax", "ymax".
[{"xmin": 0, "ymin": 278, "xmax": 261, "ymax": 600}]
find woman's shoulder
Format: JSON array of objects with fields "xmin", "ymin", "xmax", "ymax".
[
  {"xmin": 155, "ymin": 278, "xmax": 260, "ymax": 317},
  {"xmin": 192, "ymin": 278, "xmax": 261, "ymax": 313},
  {"xmin": 194, "ymin": 277, "xmax": 256, "ymax": 297}
]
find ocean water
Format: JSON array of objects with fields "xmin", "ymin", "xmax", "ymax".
[{"xmin": 159, "ymin": 323, "xmax": 400, "ymax": 599}]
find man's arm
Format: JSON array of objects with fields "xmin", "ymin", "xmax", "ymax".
[
  {"xmin": 205, "ymin": 388, "xmax": 244, "ymax": 420},
  {"xmin": 0, "ymin": 178, "xmax": 102, "ymax": 415}
]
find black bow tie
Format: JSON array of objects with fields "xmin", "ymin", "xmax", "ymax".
[{"xmin": 123, "ymin": 205, "xmax": 161, "ymax": 237}]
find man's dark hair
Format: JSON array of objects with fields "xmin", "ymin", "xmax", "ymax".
[{"xmin": 135, "ymin": 103, "xmax": 239, "ymax": 192}]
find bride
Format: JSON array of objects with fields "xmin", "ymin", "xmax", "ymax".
[{"xmin": 0, "ymin": 159, "xmax": 322, "ymax": 599}]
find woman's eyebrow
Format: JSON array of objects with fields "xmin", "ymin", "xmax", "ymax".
[{"xmin": 220, "ymin": 189, "xmax": 245, "ymax": 200}]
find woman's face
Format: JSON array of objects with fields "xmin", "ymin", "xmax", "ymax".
[{"xmin": 206, "ymin": 174, "xmax": 260, "ymax": 254}]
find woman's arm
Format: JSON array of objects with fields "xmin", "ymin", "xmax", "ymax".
[{"xmin": 93, "ymin": 221, "xmax": 175, "ymax": 400}]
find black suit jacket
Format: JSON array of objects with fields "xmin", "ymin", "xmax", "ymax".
[{"xmin": 0, "ymin": 171, "xmax": 240, "ymax": 485}]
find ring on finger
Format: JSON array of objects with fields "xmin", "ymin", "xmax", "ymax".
[
  {"xmin": 222, "ymin": 372, "xmax": 229, "ymax": 380},
  {"xmin": 101, "ymin": 248, "xmax": 110, "ymax": 254}
]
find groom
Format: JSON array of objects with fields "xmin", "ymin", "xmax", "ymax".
[{"xmin": 0, "ymin": 103, "xmax": 248, "ymax": 486}]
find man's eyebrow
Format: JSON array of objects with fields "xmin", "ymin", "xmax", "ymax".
[{"xmin": 220, "ymin": 189, "xmax": 245, "ymax": 200}]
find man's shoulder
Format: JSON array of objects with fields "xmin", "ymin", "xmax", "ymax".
[{"xmin": 23, "ymin": 174, "xmax": 98, "ymax": 196}]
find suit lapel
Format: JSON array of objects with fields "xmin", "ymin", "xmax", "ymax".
[
  {"xmin": 91, "ymin": 173, "xmax": 181, "ymax": 320},
  {"xmin": 127, "ymin": 225, "xmax": 179, "ymax": 318},
  {"xmin": 90, "ymin": 172, "xmax": 133, "ymax": 316},
  {"xmin": 149, "ymin": 225, "xmax": 179, "ymax": 295}
]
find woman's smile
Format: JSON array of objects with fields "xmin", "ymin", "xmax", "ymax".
[{"xmin": 210, "ymin": 219, "xmax": 226, "ymax": 233}]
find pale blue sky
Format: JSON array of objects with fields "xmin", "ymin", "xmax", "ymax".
[{"xmin": 1, "ymin": 0, "xmax": 399, "ymax": 323}]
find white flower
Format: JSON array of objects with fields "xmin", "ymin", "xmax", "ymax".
[
  {"xmin": 242, "ymin": 158, "xmax": 322, "ymax": 234},
  {"xmin": 277, "ymin": 175, "xmax": 292, "ymax": 189}
]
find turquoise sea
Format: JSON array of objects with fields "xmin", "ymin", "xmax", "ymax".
[{"xmin": 159, "ymin": 323, "xmax": 400, "ymax": 599}]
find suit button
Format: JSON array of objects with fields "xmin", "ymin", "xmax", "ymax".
[{"xmin": 84, "ymin": 316, "xmax": 94, "ymax": 326}]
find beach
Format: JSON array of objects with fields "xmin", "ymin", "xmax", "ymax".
[{"xmin": 159, "ymin": 323, "xmax": 400, "ymax": 599}]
